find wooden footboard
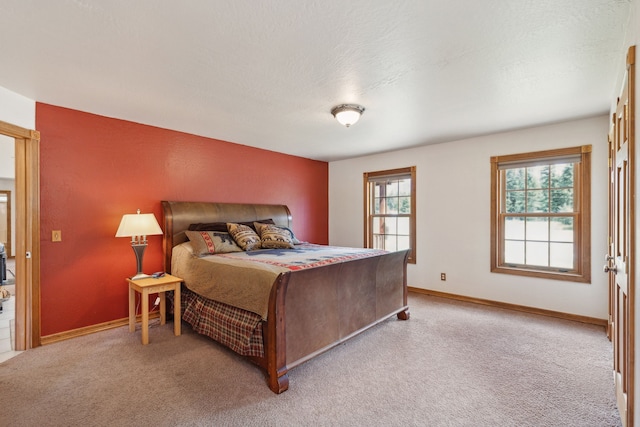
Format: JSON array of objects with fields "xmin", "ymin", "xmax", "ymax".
[
  {"xmin": 265, "ymin": 249, "xmax": 410, "ymax": 393},
  {"xmin": 161, "ymin": 200, "xmax": 409, "ymax": 394}
]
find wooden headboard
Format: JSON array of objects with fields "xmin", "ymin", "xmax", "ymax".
[{"xmin": 161, "ymin": 201, "xmax": 293, "ymax": 273}]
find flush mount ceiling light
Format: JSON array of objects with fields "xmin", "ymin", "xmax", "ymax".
[{"xmin": 331, "ymin": 104, "xmax": 365, "ymax": 127}]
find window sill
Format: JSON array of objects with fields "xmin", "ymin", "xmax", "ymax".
[{"xmin": 491, "ymin": 266, "xmax": 591, "ymax": 284}]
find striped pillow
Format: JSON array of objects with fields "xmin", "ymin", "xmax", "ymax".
[
  {"xmin": 185, "ymin": 231, "xmax": 243, "ymax": 256},
  {"xmin": 254, "ymin": 222, "xmax": 294, "ymax": 249},
  {"xmin": 227, "ymin": 223, "xmax": 262, "ymax": 251}
]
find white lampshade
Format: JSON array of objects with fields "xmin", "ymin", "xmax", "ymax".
[
  {"xmin": 115, "ymin": 210, "xmax": 162, "ymax": 238},
  {"xmin": 331, "ymin": 104, "xmax": 365, "ymax": 127}
]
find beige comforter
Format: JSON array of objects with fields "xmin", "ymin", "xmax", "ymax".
[{"xmin": 171, "ymin": 242, "xmax": 288, "ymax": 319}]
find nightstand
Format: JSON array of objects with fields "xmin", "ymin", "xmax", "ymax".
[{"xmin": 127, "ymin": 274, "xmax": 182, "ymax": 345}]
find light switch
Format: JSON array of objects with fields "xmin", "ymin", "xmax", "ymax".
[{"xmin": 52, "ymin": 230, "xmax": 62, "ymax": 242}]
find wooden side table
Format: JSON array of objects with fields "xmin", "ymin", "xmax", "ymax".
[{"xmin": 127, "ymin": 274, "xmax": 182, "ymax": 345}]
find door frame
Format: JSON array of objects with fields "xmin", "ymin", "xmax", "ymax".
[{"xmin": 0, "ymin": 119, "xmax": 40, "ymax": 350}]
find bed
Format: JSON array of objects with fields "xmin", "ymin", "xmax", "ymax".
[{"xmin": 162, "ymin": 200, "xmax": 410, "ymax": 393}]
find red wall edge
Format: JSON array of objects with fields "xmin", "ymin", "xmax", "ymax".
[{"xmin": 36, "ymin": 103, "xmax": 328, "ymax": 336}]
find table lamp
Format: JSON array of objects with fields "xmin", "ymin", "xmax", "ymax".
[{"xmin": 116, "ymin": 209, "xmax": 163, "ymax": 279}]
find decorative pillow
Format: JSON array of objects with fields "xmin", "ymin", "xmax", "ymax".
[
  {"xmin": 227, "ymin": 223, "xmax": 262, "ymax": 251},
  {"xmin": 185, "ymin": 231, "xmax": 243, "ymax": 256},
  {"xmin": 275, "ymin": 226, "xmax": 302, "ymax": 244},
  {"xmin": 254, "ymin": 222, "xmax": 295, "ymax": 249}
]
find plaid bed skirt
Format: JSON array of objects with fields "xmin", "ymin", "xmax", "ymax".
[{"xmin": 180, "ymin": 286, "xmax": 265, "ymax": 358}]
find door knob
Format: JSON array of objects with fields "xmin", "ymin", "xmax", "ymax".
[
  {"xmin": 605, "ymin": 254, "xmax": 615, "ymax": 261},
  {"xmin": 603, "ymin": 265, "xmax": 618, "ymax": 274}
]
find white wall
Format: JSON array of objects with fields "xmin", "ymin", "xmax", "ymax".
[
  {"xmin": 329, "ymin": 115, "xmax": 609, "ymax": 319},
  {"xmin": 0, "ymin": 85, "xmax": 35, "ymax": 129},
  {"xmin": 0, "ymin": 134, "xmax": 14, "ymax": 178},
  {"xmin": 0, "ymin": 85, "xmax": 36, "ymax": 255}
]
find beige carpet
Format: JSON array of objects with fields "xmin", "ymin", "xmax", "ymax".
[{"xmin": 0, "ymin": 293, "xmax": 620, "ymax": 426}]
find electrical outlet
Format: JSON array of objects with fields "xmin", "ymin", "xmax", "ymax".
[
  {"xmin": 440, "ymin": 273, "xmax": 446, "ymax": 281},
  {"xmin": 52, "ymin": 230, "xmax": 62, "ymax": 242}
]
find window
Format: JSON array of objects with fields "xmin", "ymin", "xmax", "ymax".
[
  {"xmin": 364, "ymin": 167, "xmax": 416, "ymax": 263},
  {"xmin": 490, "ymin": 146, "xmax": 591, "ymax": 282}
]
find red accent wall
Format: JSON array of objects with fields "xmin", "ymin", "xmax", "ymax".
[{"xmin": 37, "ymin": 103, "xmax": 328, "ymax": 336}]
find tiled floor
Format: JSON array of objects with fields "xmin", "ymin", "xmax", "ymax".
[{"xmin": 0, "ymin": 295, "xmax": 20, "ymax": 363}]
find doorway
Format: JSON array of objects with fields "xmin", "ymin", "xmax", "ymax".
[
  {"xmin": 0, "ymin": 190, "xmax": 10, "ymax": 258},
  {"xmin": 0, "ymin": 120, "xmax": 40, "ymax": 350}
]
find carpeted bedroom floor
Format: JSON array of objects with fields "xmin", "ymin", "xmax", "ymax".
[{"xmin": 0, "ymin": 292, "xmax": 621, "ymax": 426}]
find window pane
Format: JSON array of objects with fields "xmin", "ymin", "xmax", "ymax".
[
  {"xmin": 526, "ymin": 241, "xmax": 549, "ymax": 266},
  {"xmin": 398, "ymin": 178, "xmax": 411, "ymax": 196},
  {"xmin": 527, "ymin": 165, "xmax": 548, "ymax": 190},
  {"xmin": 505, "ymin": 217, "xmax": 525, "ymax": 240},
  {"xmin": 398, "ymin": 196, "xmax": 411, "ymax": 214},
  {"xmin": 506, "ymin": 168, "xmax": 525, "ymax": 190},
  {"xmin": 397, "ymin": 217, "xmax": 410, "ymax": 235},
  {"xmin": 385, "ymin": 217, "xmax": 397, "ymax": 234},
  {"xmin": 551, "ymin": 189, "xmax": 573, "ymax": 212},
  {"xmin": 505, "ymin": 240, "xmax": 525, "ymax": 264},
  {"xmin": 550, "ymin": 242, "xmax": 573, "ymax": 269},
  {"xmin": 374, "ymin": 183, "xmax": 381, "ymax": 198},
  {"xmin": 380, "ymin": 198, "xmax": 389, "ymax": 214},
  {"xmin": 526, "ymin": 189, "xmax": 548, "ymax": 212},
  {"xmin": 373, "ymin": 217, "xmax": 381, "ymax": 233},
  {"xmin": 373, "ymin": 234, "xmax": 384, "ymax": 250},
  {"xmin": 384, "ymin": 235, "xmax": 397, "ymax": 251},
  {"xmin": 551, "ymin": 163, "xmax": 573, "ymax": 188},
  {"xmin": 386, "ymin": 181, "xmax": 398, "ymax": 197},
  {"xmin": 526, "ymin": 217, "xmax": 548, "ymax": 241},
  {"xmin": 374, "ymin": 198, "xmax": 381, "ymax": 214},
  {"xmin": 386, "ymin": 197, "xmax": 398, "ymax": 214},
  {"xmin": 505, "ymin": 191, "xmax": 525, "ymax": 213},
  {"xmin": 397, "ymin": 235, "xmax": 410, "ymax": 251},
  {"xmin": 550, "ymin": 218, "xmax": 573, "ymax": 243}
]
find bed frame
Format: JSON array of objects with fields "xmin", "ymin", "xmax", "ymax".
[{"xmin": 162, "ymin": 200, "xmax": 410, "ymax": 393}]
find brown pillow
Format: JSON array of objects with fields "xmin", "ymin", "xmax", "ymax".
[
  {"xmin": 189, "ymin": 218, "xmax": 275, "ymax": 232},
  {"xmin": 254, "ymin": 222, "xmax": 294, "ymax": 249},
  {"xmin": 185, "ymin": 231, "xmax": 243, "ymax": 256},
  {"xmin": 227, "ymin": 223, "xmax": 262, "ymax": 251},
  {"xmin": 188, "ymin": 222, "xmax": 228, "ymax": 232}
]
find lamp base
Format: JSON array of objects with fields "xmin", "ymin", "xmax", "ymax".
[{"xmin": 131, "ymin": 243, "xmax": 148, "ymax": 280}]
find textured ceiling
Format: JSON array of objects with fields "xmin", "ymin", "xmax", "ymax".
[{"xmin": 0, "ymin": 1, "xmax": 632, "ymax": 161}]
